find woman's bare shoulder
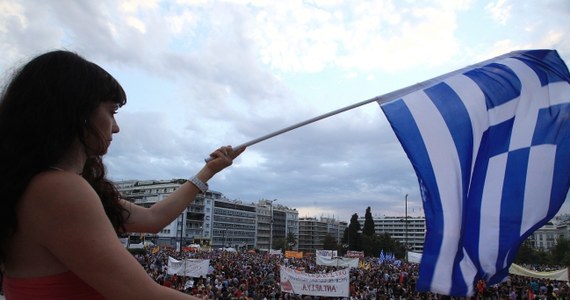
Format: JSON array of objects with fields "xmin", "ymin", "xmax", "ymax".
[
  {"xmin": 27, "ymin": 170, "xmax": 93, "ymax": 194},
  {"xmin": 6, "ymin": 170, "xmax": 107, "ymax": 277},
  {"xmin": 21, "ymin": 170, "xmax": 99, "ymax": 210},
  {"xmin": 17, "ymin": 170, "xmax": 108, "ymax": 244}
]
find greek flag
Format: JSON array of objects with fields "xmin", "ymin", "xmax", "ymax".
[
  {"xmin": 380, "ymin": 50, "xmax": 570, "ymax": 296},
  {"xmin": 378, "ymin": 249, "xmax": 386, "ymax": 264}
]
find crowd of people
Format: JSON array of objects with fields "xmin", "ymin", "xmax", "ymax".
[{"xmin": 132, "ymin": 247, "xmax": 570, "ymax": 300}]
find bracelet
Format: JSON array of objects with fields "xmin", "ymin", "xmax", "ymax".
[{"xmin": 189, "ymin": 176, "xmax": 208, "ymax": 193}]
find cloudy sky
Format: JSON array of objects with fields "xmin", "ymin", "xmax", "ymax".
[{"xmin": 1, "ymin": 0, "xmax": 569, "ymax": 222}]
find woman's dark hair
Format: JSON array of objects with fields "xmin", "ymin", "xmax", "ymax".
[{"xmin": 0, "ymin": 50, "xmax": 129, "ymax": 263}]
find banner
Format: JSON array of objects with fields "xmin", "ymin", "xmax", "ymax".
[
  {"xmin": 285, "ymin": 250, "xmax": 303, "ymax": 259},
  {"xmin": 346, "ymin": 250, "xmax": 364, "ymax": 258},
  {"xmin": 316, "ymin": 255, "xmax": 359, "ymax": 268},
  {"xmin": 315, "ymin": 250, "xmax": 337, "ymax": 257},
  {"xmin": 167, "ymin": 257, "xmax": 210, "ymax": 277},
  {"xmin": 509, "ymin": 263, "xmax": 569, "ymax": 282},
  {"xmin": 407, "ymin": 251, "xmax": 422, "ymax": 264},
  {"xmin": 269, "ymin": 249, "xmax": 283, "ymax": 255},
  {"xmin": 280, "ymin": 266, "xmax": 350, "ymax": 297}
]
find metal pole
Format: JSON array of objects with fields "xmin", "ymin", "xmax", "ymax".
[
  {"xmin": 405, "ymin": 194, "xmax": 408, "ymax": 262},
  {"xmin": 179, "ymin": 210, "xmax": 185, "ymax": 252},
  {"xmin": 269, "ymin": 200, "xmax": 277, "ymax": 251},
  {"xmin": 346, "ymin": 226, "xmax": 350, "ymax": 251}
]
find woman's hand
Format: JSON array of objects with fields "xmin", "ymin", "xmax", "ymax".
[{"xmin": 199, "ymin": 145, "xmax": 246, "ymax": 180}]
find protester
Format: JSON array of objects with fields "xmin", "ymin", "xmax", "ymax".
[
  {"xmin": 137, "ymin": 247, "xmax": 570, "ymax": 300},
  {"xmin": 0, "ymin": 50, "xmax": 244, "ymax": 299}
]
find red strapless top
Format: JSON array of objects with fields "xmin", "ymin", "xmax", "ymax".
[{"xmin": 2, "ymin": 271, "xmax": 105, "ymax": 299}]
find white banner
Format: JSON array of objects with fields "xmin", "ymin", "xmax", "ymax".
[
  {"xmin": 509, "ymin": 263, "xmax": 569, "ymax": 282},
  {"xmin": 269, "ymin": 249, "xmax": 283, "ymax": 255},
  {"xmin": 315, "ymin": 250, "xmax": 337, "ymax": 257},
  {"xmin": 279, "ymin": 266, "xmax": 350, "ymax": 297},
  {"xmin": 167, "ymin": 257, "xmax": 210, "ymax": 277},
  {"xmin": 407, "ymin": 251, "xmax": 422, "ymax": 264},
  {"xmin": 316, "ymin": 255, "xmax": 359, "ymax": 268}
]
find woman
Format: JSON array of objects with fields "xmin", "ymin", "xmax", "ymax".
[{"xmin": 0, "ymin": 50, "xmax": 244, "ymax": 299}]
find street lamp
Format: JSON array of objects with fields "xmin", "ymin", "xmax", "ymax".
[
  {"xmin": 178, "ymin": 209, "xmax": 186, "ymax": 252},
  {"xmin": 405, "ymin": 194, "xmax": 408, "ymax": 262},
  {"xmin": 268, "ymin": 199, "xmax": 278, "ymax": 251}
]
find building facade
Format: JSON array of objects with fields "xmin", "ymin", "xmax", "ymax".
[
  {"xmin": 212, "ymin": 199, "xmax": 257, "ymax": 249},
  {"xmin": 527, "ymin": 214, "xmax": 570, "ymax": 251},
  {"xmin": 115, "ymin": 180, "xmax": 298, "ymax": 251},
  {"xmin": 114, "ymin": 179, "xmax": 570, "ymax": 255},
  {"xmin": 242, "ymin": 199, "xmax": 299, "ymax": 251},
  {"xmin": 358, "ymin": 216, "xmax": 426, "ymax": 252},
  {"xmin": 297, "ymin": 217, "xmax": 346, "ymax": 253}
]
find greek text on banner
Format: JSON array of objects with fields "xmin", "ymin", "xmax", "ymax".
[{"xmin": 279, "ymin": 266, "xmax": 349, "ymax": 297}]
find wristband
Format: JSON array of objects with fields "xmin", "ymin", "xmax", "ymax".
[{"xmin": 189, "ymin": 176, "xmax": 208, "ymax": 193}]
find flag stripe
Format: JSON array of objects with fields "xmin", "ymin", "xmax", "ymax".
[
  {"xmin": 521, "ymin": 145, "xmax": 555, "ymax": 234},
  {"xmin": 478, "ymin": 152, "xmax": 506, "ymax": 278},
  {"xmin": 409, "ymin": 91, "xmax": 462, "ymax": 295},
  {"xmin": 381, "ymin": 97, "xmax": 445, "ymax": 292},
  {"xmin": 424, "ymin": 83, "xmax": 473, "ymax": 199},
  {"xmin": 501, "ymin": 59, "xmax": 548, "ymax": 151},
  {"xmin": 424, "ymin": 83, "xmax": 474, "ymax": 295},
  {"xmin": 464, "ymin": 63, "xmax": 521, "ymax": 109},
  {"xmin": 496, "ymin": 148, "xmax": 528, "ymax": 278}
]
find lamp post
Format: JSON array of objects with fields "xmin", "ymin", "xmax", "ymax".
[
  {"xmin": 405, "ymin": 194, "xmax": 408, "ymax": 262},
  {"xmin": 268, "ymin": 199, "xmax": 278, "ymax": 251},
  {"xmin": 178, "ymin": 209, "xmax": 186, "ymax": 252}
]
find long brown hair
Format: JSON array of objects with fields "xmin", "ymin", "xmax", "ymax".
[{"xmin": 0, "ymin": 50, "xmax": 129, "ymax": 263}]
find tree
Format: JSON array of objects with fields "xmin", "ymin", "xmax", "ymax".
[
  {"xmin": 550, "ymin": 238, "xmax": 570, "ymax": 266},
  {"xmin": 286, "ymin": 231, "xmax": 297, "ymax": 250},
  {"xmin": 322, "ymin": 234, "xmax": 338, "ymax": 250},
  {"xmin": 361, "ymin": 234, "xmax": 381, "ymax": 257},
  {"xmin": 514, "ymin": 239, "xmax": 551, "ymax": 265},
  {"xmin": 362, "ymin": 206, "xmax": 375, "ymax": 236},
  {"xmin": 377, "ymin": 232, "xmax": 405, "ymax": 259},
  {"xmin": 514, "ymin": 240, "xmax": 536, "ymax": 265},
  {"xmin": 347, "ymin": 213, "xmax": 362, "ymax": 251},
  {"xmin": 273, "ymin": 238, "xmax": 287, "ymax": 250}
]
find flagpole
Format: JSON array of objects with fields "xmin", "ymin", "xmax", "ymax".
[{"xmin": 205, "ymin": 51, "xmax": 525, "ymax": 162}]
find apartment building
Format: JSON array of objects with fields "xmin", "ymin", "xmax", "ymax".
[
  {"xmin": 527, "ymin": 215, "xmax": 570, "ymax": 251},
  {"xmin": 297, "ymin": 216, "xmax": 347, "ymax": 252},
  {"xmin": 116, "ymin": 179, "xmax": 221, "ymax": 247},
  {"xmin": 115, "ymin": 180, "xmax": 568, "ymax": 255},
  {"xmin": 115, "ymin": 180, "xmax": 298, "ymax": 250},
  {"xmin": 358, "ymin": 215, "xmax": 426, "ymax": 252}
]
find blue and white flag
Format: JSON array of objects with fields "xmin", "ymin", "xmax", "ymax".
[
  {"xmin": 380, "ymin": 50, "xmax": 570, "ymax": 296},
  {"xmin": 378, "ymin": 249, "xmax": 385, "ymax": 264}
]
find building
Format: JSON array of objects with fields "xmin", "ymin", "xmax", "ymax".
[
  {"xmin": 212, "ymin": 198, "xmax": 257, "ymax": 249},
  {"xmin": 116, "ymin": 179, "xmax": 220, "ymax": 248},
  {"xmin": 297, "ymin": 216, "xmax": 346, "ymax": 252},
  {"xmin": 115, "ymin": 180, "xmax": 299, "ymax": 251},
  {"xmin": 358, "ymin": 215, "xmax": 426, "ymax": 252},
  {"xmin": 255, "ymin": 199, "xmax": 299, "ymax": 251},
  {"xmin": 528, "ymin": 222, "xmax": 558, "ymax": 250},
  {"xmin": 527, "ymin": 215, "xmax": 570, "ymax": 251},
  {"xmin": 322, "ymin": 216, "xmax": 347, "ymax": 245},
  {"xmin": 285, "ymin": 206, "xmax": 300, "ymax": 250},
  {"xmin": 115, "ymin": 179, "xmax": 570, "ymax": 254}
]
